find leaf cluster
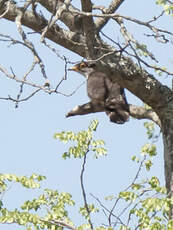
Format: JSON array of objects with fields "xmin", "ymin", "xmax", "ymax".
[
  {"xmin": 156, "ymin": 0, "xmax": 173, "ymax": 15},
  {"xmin": 54, "ymin": 119, "xmax": 107, "ymax": 159}
]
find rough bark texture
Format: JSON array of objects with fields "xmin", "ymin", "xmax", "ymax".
[
  {"xmin": 1, "ymin": 0, "xmax": 173, "ymax": 214},
  {"xmin": 161, "ymin": 108, "xmax": 173, "ymax": 197}
]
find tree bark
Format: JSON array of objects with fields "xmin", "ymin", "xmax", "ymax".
[{"xmin": 161, "ymin": 111, "xmax": 173, "ymax": 196}]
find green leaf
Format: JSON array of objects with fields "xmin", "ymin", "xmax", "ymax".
[
  {"xmin": 145, "ymin": 160, "xmax": 153, "ymax": 171},
  {"xmin": 131, "ymin": 183, "xmax": 143, "ymax": 190},
  {"xmin": 141, "ymin": 144, "xmax": 157, "ymax": 157},
  {"xmin": 144, "ymin": 122, "xmax": 155, "ymax": 139},
  {"xmin": 119, "ymin": 191, "xmax": 137, "ymax": 202},
  {"xmin": 148, "ymin": 176, "xmax": 160, "ymax": 188},
  {"xmin": 88, "ymin": 119, "xmax": 98, "ymax": 131}
]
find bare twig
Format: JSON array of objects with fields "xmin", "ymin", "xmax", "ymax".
[
  {"xmin": 144, "ymin": 33, "xmax": 169, "ymax": 43},
  {"xmin": 15, "ymin": 10, "xmax": 49, "ymax": 83},
  {"xmin": 147, "ymin": 11, "xmax": 165, "ymax": 24},
  {"xmin": 108, "ymin": 155, "xmax": 147, "ymax": 227},
  {"xmin": 69, "ymin": 9, "xmax": 173, "ymax": 37},
  {"xmin": 80, "ymin": 149, "xmax": 94, "ymax": 230},
  {"xmin": 117, "ymin": 18, "xmax": 158, "ymax": 62},
  {"xmin": 90, "ymin": 193, "xmax": 126, "ymax": 228},
  {"xmin": 0, "ymin": 89, "xmax": 41, "ymax": 104}
]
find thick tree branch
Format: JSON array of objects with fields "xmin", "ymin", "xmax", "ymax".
[
  {"xmin": 38, "ymin": 0, "xmax": 84, "ymax": 33},
  {"xmin": 66, "ymin": 103, "xmax": 161, "ymax": 127},
  {"xmin": 92, "ymin": 56, "xmax": 172, "ymax": 115},
  {"xmin": 81, "ymin": 0, "xmax": 95, "ymax": 58},
  {"xmin": 95, "ymin": 0, "xmax": 125, "ymax": 32},
  {"xmin": 129, "ymin": 105, "xmax": 161, "ymax": 127}
]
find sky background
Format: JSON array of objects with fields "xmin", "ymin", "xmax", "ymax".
[{"xmin": 0, "ymin": 0, "xmax": 172, "ymax": 229}]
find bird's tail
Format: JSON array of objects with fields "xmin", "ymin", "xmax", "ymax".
[
  {"xmin": 106, "ymin": 110, "xmax": 129, "ymax": 124},
  {"xmin": 104, "ymin": 95, "xmax": 130, "ymax": 124}
]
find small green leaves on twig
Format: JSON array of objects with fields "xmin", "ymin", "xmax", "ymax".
[
  {"xmin": 79, "ymin": 204, "xmax": 99, "ymax": 219},
  {"xmin": 156, "ymin": 0, "xmax": 173, "ymax": 16},
  {"xmin": 54, "ymin": 119, "xmax": 107, "ymax": 159},
  {"xmin": 0, "ymin": 173, "xmax": 46, "ymax": 192},
  {"xmin": 144, "ymin": 122, "xmax": 155, "ymax": 139}
]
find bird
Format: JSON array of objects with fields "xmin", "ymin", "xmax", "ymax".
[{"xmin": 68, "ymin": 61, "xmax": 130, "ymax": 124}]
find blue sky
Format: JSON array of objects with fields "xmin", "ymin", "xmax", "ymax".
[{"xmin": 0, "ymin": 0, "xmax": 172, "ymax": 229}]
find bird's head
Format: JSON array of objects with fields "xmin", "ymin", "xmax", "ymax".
[{"xmin": 68, "ymin": 62, "xmax": 96, "ymax": 78}]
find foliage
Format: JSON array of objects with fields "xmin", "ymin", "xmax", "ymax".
[
  {"xmin": 54, "ymin": 119, "xmax": 107, "ymax": 159},
  {"xmin": 0, "ymin": 120, "xmax": 172, "ymax": 230},
  {"xmin": 0, "ymin": 174, "xmax": 46, "ymax": 192},
  {"xmin": 99, "ymin": 121, "xmax": 172, "ymax": 230},
  {"xmin": 0, "ymin": 174, "xmax": 75, "ymax": 230},
  {"xmin": 156, "ymin": 0, "xmax": 173, "ymax": 15}
]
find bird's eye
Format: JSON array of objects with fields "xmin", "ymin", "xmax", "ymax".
[{"xmin": 80, "ymin": 62, "xmax": 86, "ymax": 68}]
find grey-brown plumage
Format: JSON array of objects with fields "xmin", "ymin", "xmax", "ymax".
[{"xmin": 68, "ymin": 62, "xmax": 130, "ymax": 124}]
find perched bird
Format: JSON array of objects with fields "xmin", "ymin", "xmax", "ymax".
[{"xmin": 68, "ymin": 61, "xmax": 130, "ymax": 124}]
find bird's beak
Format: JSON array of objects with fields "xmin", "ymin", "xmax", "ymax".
[{"xmin": 68, "ymin": 66, "xmax": 78, "ymax": 71}]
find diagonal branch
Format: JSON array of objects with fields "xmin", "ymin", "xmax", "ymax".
[
  {"xmin": 95, "ymin": 0, "xmax": 125, "ymax": 32},
  {"xmin": 81, "ymin": 0, "xmax": 95, "ymax": 58},
  {"xmin": 66, "ymin": 103, "xmax": 161, "ymax": 127},
  {"xmin": 0, "ymin": 0, "xmax": 86, "ymax": 56},
  {"xmin": 129, "ymin": 105, "xmax": 161, "ymax": 127},
  {"xmin": 38, "ymin": 0, "xmax": 84, "ymax": 33}
]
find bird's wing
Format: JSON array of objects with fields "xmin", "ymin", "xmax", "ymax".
[{"xmin": 87, "ymin": 72, "xmax": 108, "ymax": 101}]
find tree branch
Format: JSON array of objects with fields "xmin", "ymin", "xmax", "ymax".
[
  {"xmin": 38, "ymin": 0, "xmax": 84, "ymax": 33},
  {"xmin": 80, "ymin": 149, "xmax": 94, "ymax": 229},
  {"xmin": 68, "ymin": 9, "xmax": 173, "ymax": 38},
  {"xmin": 129, "ymin": 105, "xmax": 161, "ymax": 127},
  {"xmin": 66, "ymin": 102, "xmax": 104, "ymax": 117},
  {"xmin": 66, "ymin": 103, "xmax": 161, "ymax": 127},
  {"xmin": 81, "ymin": 0, "xmax": 96, "ymax": 58},
  {"xmin": 95, "ymin": 0, "xmax": 125, "ymax": 32},
  {"xmin": 41, "ymin": 219, "xmax": 77, "ymax": 230}
]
